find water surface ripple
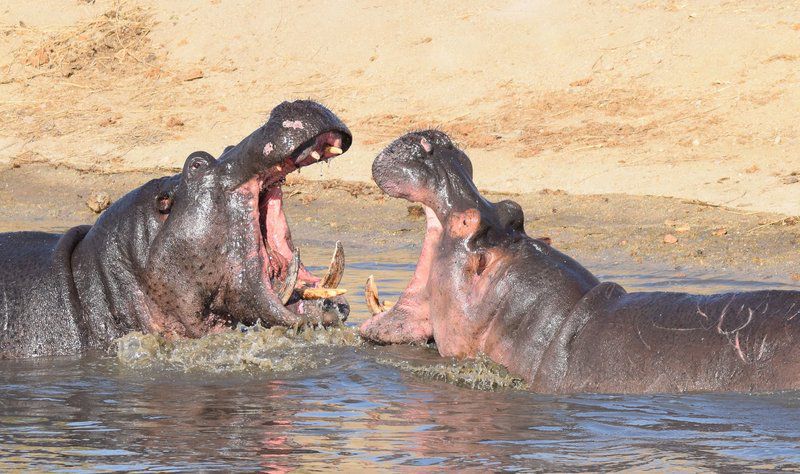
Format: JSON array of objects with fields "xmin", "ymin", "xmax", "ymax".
[{"xmin": 2, "ymin": 244, "xmax": 799, "ymax": 471}]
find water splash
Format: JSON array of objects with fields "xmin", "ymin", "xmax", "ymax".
[
  {"xmin": 115, "ymin": 323, "xmax": 525, "ymax": 390},
  {"xmin": 377, "ymin": 353, "xmax": 527, "ymax": 391},
  {"xmin": 115, "ymin": 324, "xmax": 362, "ymax": 373}
]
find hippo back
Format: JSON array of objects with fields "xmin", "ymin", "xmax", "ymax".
[{"xmin": 0, "ymin": 227, "xmax": 89, "ymax": 358}]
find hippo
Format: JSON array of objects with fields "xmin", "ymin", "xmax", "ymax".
[
  {"xmin": 0, "ymin": 100, "xmax": 352, "ymax": 358},
  {"xmin": 360, "ymin": 130, "xmax": 800, "ymax": 393}
]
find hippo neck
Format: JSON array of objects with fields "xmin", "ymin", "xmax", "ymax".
[
  {"xmin": 69, "ymin": 184, "xmax": 166, "ymax": 348},
  {"xmin": 478, "ymin": 238, "xmax": 602, "ymax": 385},
  {"xmin": 69, "ymin": 227, "xmax": 152, "ymax": 348}
]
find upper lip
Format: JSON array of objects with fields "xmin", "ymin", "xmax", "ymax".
[{"xmin": 260, "ymin": 132, "xmax": 347, "ymax": 190}]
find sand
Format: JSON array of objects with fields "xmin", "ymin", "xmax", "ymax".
[{"xmin": 0, "ymin": 0, "xmax": 798, "ymax": 215}]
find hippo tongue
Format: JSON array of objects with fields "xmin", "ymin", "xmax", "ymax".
[{"xmin": 263, "ymin": 186, "xmax": 320, "ymax": 285}]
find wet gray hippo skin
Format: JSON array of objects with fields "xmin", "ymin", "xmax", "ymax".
[
  {"xmin": 0, "ymin": 100, "xmax": 352, "ymax": 358},
  {"xmin": 360, "ymin": 130, "xmax": 800, "ymax": 393}
]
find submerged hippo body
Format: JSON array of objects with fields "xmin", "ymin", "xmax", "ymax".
[
  {"xmin": 1, "ymin": 100, "xmax": 352, "ymax": 358},
  {"xmin": 360, "ymin": 130, "xmax": 800, "ymax": 393}
]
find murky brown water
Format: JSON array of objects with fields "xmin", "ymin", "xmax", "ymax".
[{"xmin": 2, "ymin": 241, "xmax": 800, "ymax": 471}]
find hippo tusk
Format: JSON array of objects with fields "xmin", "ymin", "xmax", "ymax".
[
  {"xmin": 321, "ymin": 241, "xmax": 345, "ymax": 289},
  {"xmin": 365, "ymin": 275, "xmax": 383, "ymax": 315},
  {"xmin": 277, "ymin": 249, "xmax": 300, "ymax": 305},
  {"xmin": 311, "ymin": 150, "xmax": 321, "ymax": 160},
  {"xmin": 326, "ymin": 146, "xmax": 343, "ymax": 156},
  {"xmin": 365, "ymin": 275, "xmax": 395, "ymax": 315},
  {"xmin": 300, "ymin": 288, "xmax": 348, "ymax": 299}
]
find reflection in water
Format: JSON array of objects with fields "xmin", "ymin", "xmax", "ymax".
[{"xmin": 2, "ymin": 243, "xmax": 800, "ymax": 470}]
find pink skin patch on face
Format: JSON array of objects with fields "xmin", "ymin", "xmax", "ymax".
[
  {"xmin": 263, "ymin": 142, "xmax": 274, "ymax": 156},
  {"xmin": 282, "ymin": 120, "xmax": 304, "ymax": 130},
  {"xmin": 447, "ymin": 208, "xmax": 481, "ymax": 239},
  {"xmin": 420, "ymin": 137, "xmax": 432, "ymax": 153}
]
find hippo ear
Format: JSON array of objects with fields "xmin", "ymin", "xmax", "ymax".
[
  {"xmin": 156, "ymin": 192, "xmax": 172, "ymax": 214},
  {"xmin": 182, "ymin": 151, "xmax": 216, "ymax": 179},
  {"xmin": 222, "ymin": 145, "xmax": 235, "ymax": 155},
  {"xmin": 495, "ymin": 200, "xmax": 525, "ymax": 233}
]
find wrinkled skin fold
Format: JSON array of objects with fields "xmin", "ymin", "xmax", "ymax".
[
  {"xmin": 0, "ymin": 100, "xmax": 352, "ymax": 358},
  {"xmin": 360, "ymin": 130, "xmax": 800, "ymax": 393}
]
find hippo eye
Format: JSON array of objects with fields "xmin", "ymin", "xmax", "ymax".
[{"xmin": 184, "ymin": 151, "xmax": 215, "ymax": 176}]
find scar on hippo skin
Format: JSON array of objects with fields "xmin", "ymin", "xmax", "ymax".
[
  {"xmin": 0, "ymin": 100, "xmax": 353, "ymax": 359},
  {"xmin": 361, "ymin": 129, "xmax": 800, "ymax": 394}
]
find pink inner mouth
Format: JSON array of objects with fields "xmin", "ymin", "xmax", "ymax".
[
  {"xmin": 395, "ymin": 206, "xmax": 441, "ymax": 307},
  {"xmin": 359, "ymin": 205, "xmax": 442, "ymax": 341},
  {"xmin": 255, "ymin": 132, "xmax": 344, "ymax": 296},
  {"xmin": 262, "ymin": 186, "xmax": 319, "ymax": 284}
]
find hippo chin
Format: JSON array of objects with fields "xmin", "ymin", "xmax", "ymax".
[
  {"xmin": 360, "ymin": 130, "xmax": 800, "ymax": 394},
  {"xmin": 1, "ymin": 100, "xmax": 352, "ymax": 358}
]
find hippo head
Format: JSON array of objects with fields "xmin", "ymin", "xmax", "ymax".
[
  {"xmin": 360, "ymin": 130, "xmax": 531, "ymax": 357},
  {"xmin": 85, "ymin": 101, "xmax": 352, "ymax": 338}
]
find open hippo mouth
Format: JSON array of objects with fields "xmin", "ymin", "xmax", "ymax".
[
  {"xmin": 255, "ymin": 132, "xmax": 349, "ymax": 308},
  {"xmin": 358, "ymin": 130, "xmax": 465, "ymax": 344},
  {"xmin": 358, "ymin": 129, "xmax": 523, "ymax": 347},
  {"xmin": 361, "ymin": 203, "xmax": 441, "ymax": 341},
  {"xmin": 183, "ymin": 100, "xmax": 355, "ymax": 330},
  {"xmin": 141, "ymin": 100, "xmax": 355, "ymax": 338}
]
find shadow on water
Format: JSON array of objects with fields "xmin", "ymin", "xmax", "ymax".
[{"xmin": 2, "ymin": 240, "xmax": 800, "ymax": 471}]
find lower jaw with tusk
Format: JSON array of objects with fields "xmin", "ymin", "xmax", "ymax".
[
  {"xmin": 364, "ymin": 275, "xmax": 395, "ymax": 315},
  {"xmin": 277, "ymin": 242, "xmax": 348, "ymax": 302}
]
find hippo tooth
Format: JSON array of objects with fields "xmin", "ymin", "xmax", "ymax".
[
  {"xmin": 321, "ymin": 241, "xmax": 345, "ymax": 289},
  {"xmin": 311, "ymin": 150, "xmax": 321, "ymax": 161},
  {"xmin": 300, "ymin": 288, "xmax": 348, "ymax": 300},
  {"xmin": 326, "ymin": 146, "xmax": 343, "ymax": 156},
  {"xmin": 295, "ymin": 147, "xmax": 312, "ymax": 164},
  {"xmin": 365, "ymin": 275, "xmax": 393, "ymax": 315},
  {"xmin": 278, "ymin": 249, "xmax": 300, "ymax": 305}
]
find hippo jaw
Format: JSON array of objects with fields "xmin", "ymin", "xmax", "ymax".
[
  {"xmin": 360, "ymin": 130, "xmax": 515, "ymax": 353},
  {"xmin": 141, "ymin": 101, "xmax": 353, "ymax": 338},
  {"xmin": 243, "ymin": 132, "xmax": 351, "ymax": 324}
]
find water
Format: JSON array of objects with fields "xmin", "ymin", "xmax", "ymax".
[{"xmin": 2, "ymin": 242, "xmax": 800, "ymax": 471}]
